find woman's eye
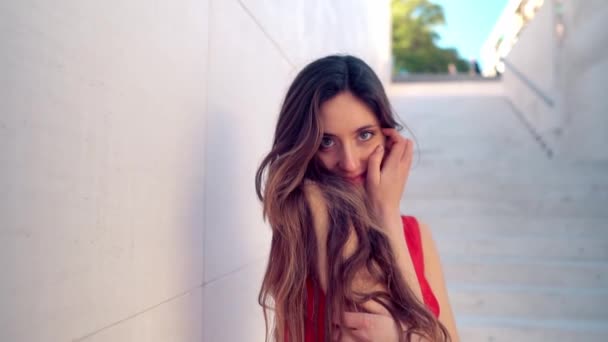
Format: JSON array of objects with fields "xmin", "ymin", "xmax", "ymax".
[
  {"xmin": 320, "ymin": 137, "xmax": 335, "ymax": 149},
  {"xmin": 359, "ymin": 131, "xmax": 374, "ymax": 141}
]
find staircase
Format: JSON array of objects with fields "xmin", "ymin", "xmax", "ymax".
[{"xmin": 391, "ymin": 82, "xmax": 608, "ymax": 342}]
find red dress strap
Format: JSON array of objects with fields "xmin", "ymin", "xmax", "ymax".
[{"xmin": 401, "ymin": 215, "xmax": 441, "ymax": 318}]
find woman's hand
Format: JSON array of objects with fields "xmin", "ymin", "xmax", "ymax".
[
  {"xmin": 332, "ymin": 312, "xmax": 402, "ymax": 342},
  {"xmin": 366, "ymin": 128, "xmax": 414, "ymax": 227}
]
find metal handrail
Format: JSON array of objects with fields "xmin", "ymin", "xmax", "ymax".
[{"xmin": 500, "ymin": 58, "xmax": 555, "ymax": 107}]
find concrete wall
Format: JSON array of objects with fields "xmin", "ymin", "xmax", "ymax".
[
  {"xmin": 0, "ymin": 1, "xmax": 390, "ymax": 341},
  {"xmin": 503, "ymin": 0, "xmax": 608, "ymax": 160},
  {"xmin": 556, "ymin": 0, "xmax": 608, "ymax": 161},
  {"xmin": 502, "ymin": 0, "xmax": 558, "ymax": 138},
  {"xmin": 0, "ymin": 1, "xmax": 209, "ymax": 341}
]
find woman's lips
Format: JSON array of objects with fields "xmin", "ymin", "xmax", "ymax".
[{"xmin": 345, "ymin": 173, "xmax": 366, "ymax": 184}]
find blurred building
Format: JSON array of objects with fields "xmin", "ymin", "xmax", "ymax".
[{"xmin": 480, "ymin": 0, "xmax": 546, "ymax": 77}]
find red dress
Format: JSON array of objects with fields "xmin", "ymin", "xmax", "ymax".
[{"xmin": 303, "ymin": 215, "xmax": 440, "ymax": 341}]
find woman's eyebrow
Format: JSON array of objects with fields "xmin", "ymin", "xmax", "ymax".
[
  {"xmin": 355, "ymin": 124, "xmax": 378, "ymax": 133},
  {"xmin": 323, "ymin": 124, "xmax": 379, "ymax": 137}
]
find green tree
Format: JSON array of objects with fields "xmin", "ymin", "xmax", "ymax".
[{"xmin": 392, "ymin": 0, "xmax": 470, "ymax": 74}]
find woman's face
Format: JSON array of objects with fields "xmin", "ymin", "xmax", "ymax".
[{"xmin": 316, "ymin": 91, "xmax": 385, "ymax": 185}]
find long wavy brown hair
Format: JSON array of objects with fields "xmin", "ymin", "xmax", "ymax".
[{"xmin": 255, "ymin": 55, "xmax": 450, "ymax": 342}]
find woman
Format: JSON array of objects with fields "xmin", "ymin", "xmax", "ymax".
[{"xmin": 255, "ymin": 55, "xmax": 459, "ymax": 342}]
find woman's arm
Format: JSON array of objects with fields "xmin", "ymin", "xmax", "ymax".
[
  {"xmin": 368, "ymin": 129, "xmax": 424, "ymax": 305},
  {"xmin": 419, "ymin": 221, "xmax": 460, "ymax": 342},
  {"xmin": 380, "ymin": 211, "xmax": 424, "ymax": 304}
]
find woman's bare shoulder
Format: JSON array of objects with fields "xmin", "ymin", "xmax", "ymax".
[
  {"xmin": 417, "ymin": 219, "xmax": 461, "ymax": 341},
  {"xmin": 416, "ymin": 219, "xmax": 432, "ymax": 240},
  {"xmin": 417, "ymin": 219, "xmax": 439, "ymax": 261},
  {"xmin": 301, "ymin": 180, "xmax": 330, "ymax": 236},
  {"xmin": 301, "ymin": 180, "xmax": 325, "ymax": 209},
  {"xmin": 301, "ymin": 179, "xmax": 322, "ymax": 195}
]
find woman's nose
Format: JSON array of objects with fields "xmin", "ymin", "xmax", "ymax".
[{"xmin": 338, "ymin": 145, "xmax": 359, "ymax": 172}]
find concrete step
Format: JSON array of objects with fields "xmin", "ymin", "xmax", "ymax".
[
  {"xmin": 410, "ymin": 159, "xmax": 608, "ymax": 186},
  {"xmin": 443, "ymin": 257, "xmax": 608, "ymax": 288},
  {"xmin": 449, "ymin": 284, "xmax": 608, "ymax": 320},
  {"xmin": 401, "ymin": 197, "xmax": 608, "ymax": 218},
  {"xmin": 407, "ymin": 181, "xmax": 608, "ymax": 204},
  {"xmin": 426, "ymin": 216, "xmax": 608, "ymax": 238},
  {"xmin": 436, "ymin": 236, "xmax": 608, "ymax": 261},
  {"xmin": 457, "ymin": 315, "xmax": 608, "ymax": 342}
]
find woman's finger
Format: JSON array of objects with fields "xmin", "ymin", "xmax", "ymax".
[
  {"xmin": 401, "ymin": 138, "xmax": 413, "ymax": 163},
  {"xmin": 366, "ymin": 144, "xmax": 384, "ymax": 186},
  {"xmin": 381, "ymin": 129, "xmax": 406, "ymax": 168},
  {"xmin": 334, "ymin": 329, "xmax": 366, "ymax": 342},
  {"xmin": 336, "ymin": 312, "xmax": 369, "ymax": 329},
  {"xmin": 336, "ymin": 312, "xmax": 400, "ymax": 341},
  {"xmin": 381, "ymin": 128, "xmax": 399, "ymax": 151},
  {"xmin": 332, "ymin": 329, "xmax": 341, "ymax": 342},
  {"xmin": 383, "ymin": 130, "xmax": 396, "ymax": 151},
  {"xmin": 345, "ymin": 328, "xmax": 370, "ymax": 341},
  {"xmin": 381, "ymin": 127, "xmax": 399, "ymax": 137}
]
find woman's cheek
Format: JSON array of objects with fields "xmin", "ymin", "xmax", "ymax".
[{"xmin": 316, "ymin": 152, "xmax": 335, "ymax": 171}]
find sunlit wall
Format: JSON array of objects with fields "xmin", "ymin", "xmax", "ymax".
[
  {"xmin": 0, "ymin": 1, "xmax": 390, "ymax": 341},
  {"xmin": 501, "ymin": 0, "xmax": 608, "ymax": 160}
]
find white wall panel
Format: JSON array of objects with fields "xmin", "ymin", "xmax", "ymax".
[
  {"xmin": 203, "ymin": 0, "xmax": 292, "ymax": 283},
  {"xmin": 204, "ymin": 260, "xmax": 267, "ymax": 341},
  {"xmin": 240, "ymin": 0, "xmax": 391, "ymax": 83},
  {"xmin": 0, "ymin": 1, "xmax": 208, "ymax": 341},
  {"xmin": 79, "ymin": 287, "xmax": 203, "ymax": 342},
  {"xmin": 80, "ymin": 288, "xmax": 203, "ymax": 342}
]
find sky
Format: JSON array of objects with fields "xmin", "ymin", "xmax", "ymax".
[{"xmin": 432, "ymin": 0, "xmax": 510, "ymax": 65}]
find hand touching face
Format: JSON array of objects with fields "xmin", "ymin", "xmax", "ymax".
[{"xmin": 365, "ymin": 128, "xmax": 414, "ymax": 219}]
